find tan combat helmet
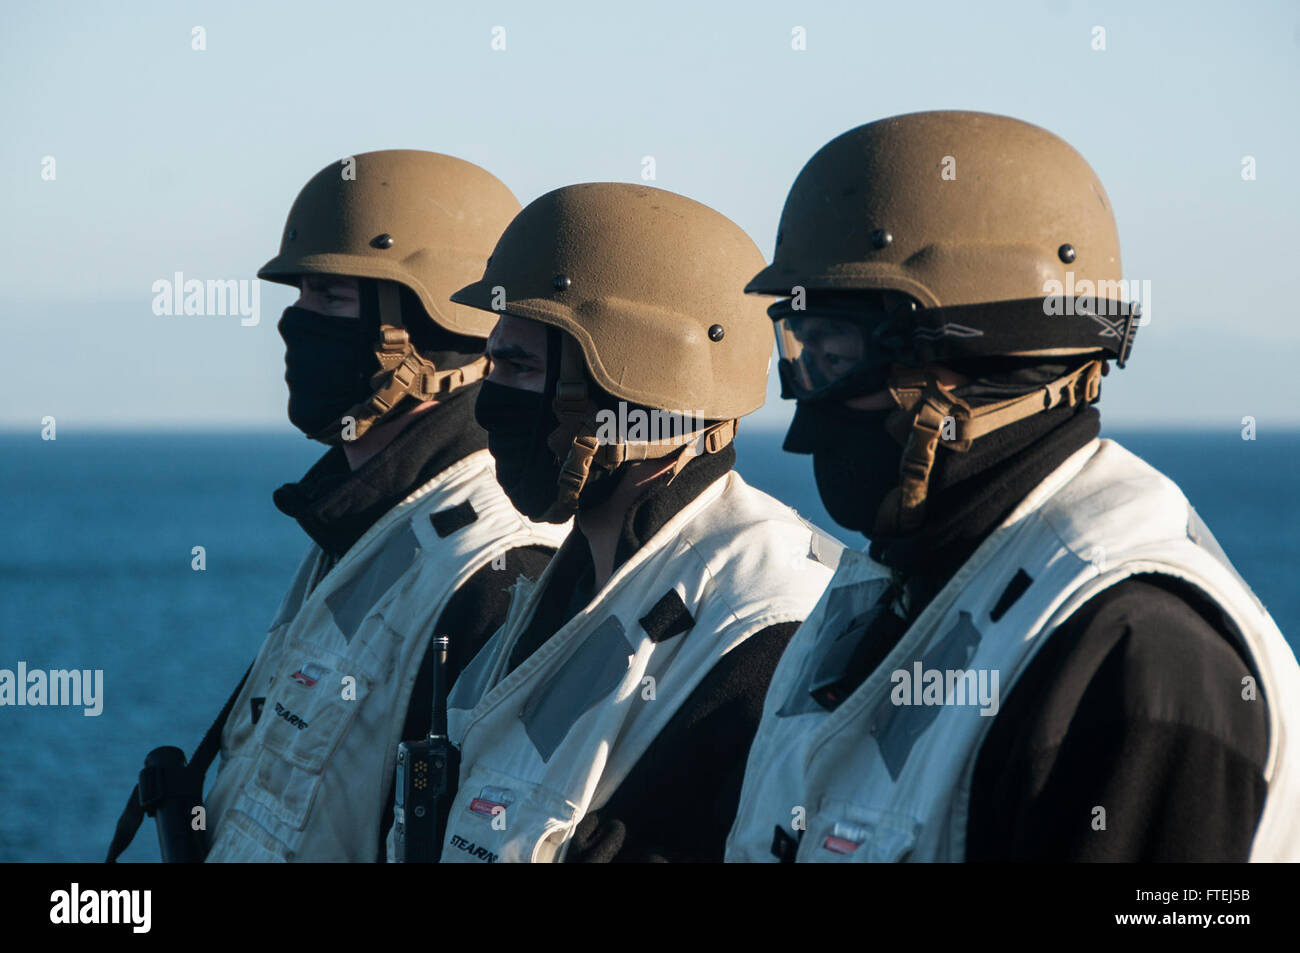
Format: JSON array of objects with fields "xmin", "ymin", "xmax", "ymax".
[
  {"xmin": 453, "ymin": 182, "xmax": 772, "ymax": 518},
  {"xmin": 750, "ymin": 111, "xmax": 1141, "ymax": 533},
  {"xmin": 260, "ymin": 149, "xmax": 521, "ymax": 442}
]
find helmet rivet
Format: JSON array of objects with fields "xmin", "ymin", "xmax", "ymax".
[
  {"xmin": 287, "ymin": 228, "xmax": 297, "ymax": 241},
  {"xmin": 553, "ymin": 274, "xmax": 571, "ymax": 291},
  {"xmin": 870, "ymin": 229, "xmax": 892, "ymax": 250},
  {"xmin": 708, "ymin": 324, "xmax": 725, "ymax": 342},
  {"xmin": 372, "ymin": 233, "xmax": 395, "ymax": 249},
  {"xmin": 1058, "ymin": 243, "xmax": 1076, "ymax": 263}
]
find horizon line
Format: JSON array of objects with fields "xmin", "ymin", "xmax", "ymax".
[{"xmin": 3, "ymin": 422, "xmax": 1298, "ymax": 435}]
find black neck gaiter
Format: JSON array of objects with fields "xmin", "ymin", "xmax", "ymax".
[
  {"xmin": 869, "ymin": 404, "xmax": 1101, "ymax": 613},
  {"xmin": 787, "ymin": 387, "xmax": 1102, "ymax": 616},
  {"xmin": 273, "ymin": 381, "xmax": 487, "ymax": 558}
]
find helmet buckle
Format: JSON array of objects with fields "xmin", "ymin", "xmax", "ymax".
[
  {"xmin": 379, "ymin": 326, "xmax": 409, "ymax": 352},
  {"xmin": 1117, "ymin": 307, "xmax": 1140, "ymax": 368}
]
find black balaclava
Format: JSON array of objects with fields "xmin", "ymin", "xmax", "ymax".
[
  {"xmin": 785, "ymin": 401, "xmax": 902, "ymax": 534},
  {"xmin": 475, "ymin": 328, "xmax": 566, "ymax": 521},
  {"xmin": 786, "ymin": 354, "xmax": 1098, "ymax": 540},
  {"xmin": 278, "ymin": 305, "xmax": 376, "ymax": 437},
  {"xmin": 278, "ymin": 279, "xmax": 483, "ymax": 440},
  {"xmin": 474, "ymin": 327, "xmax": 665, "ymax": 522}
]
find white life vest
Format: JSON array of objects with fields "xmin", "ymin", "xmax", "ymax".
[
  {"xmin": 435, "ymin": 470, "xmax": 843, "ymax": 863},
  {"xmin": 727, "ymin": 439, "xmax": 1300, "ymax": 862},
  {"xmin": 204, "ymin": 449, "xmax": 569, "ymax": 862}
]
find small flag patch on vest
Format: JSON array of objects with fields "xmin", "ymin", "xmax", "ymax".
[
  {"xmin": 469, "ymin": 785, "xmax": 514, "ymax": 818},
  {"xmin": 823, "ymin": 820, "xmax": 869, "ymax": 854},
  {"xmin": 430, "ymin": 501, "xmax": 478, "ymax": 537},
  {"xmin": 290, "ymin": 662, "xmax": 326, "ymax": 688},
  {"xmin": 638, "ymin": 590, "xmax": 695, "ymax": 643}
]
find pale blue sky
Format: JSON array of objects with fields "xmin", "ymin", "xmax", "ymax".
[{"xmin": 2, "ymin": 0, "xmax": 1298, "ymax": 431}]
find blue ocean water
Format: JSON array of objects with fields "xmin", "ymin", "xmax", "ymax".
[{"xmin": 0, "ymin": 428, "xmax": 1296, "ymax": 862}]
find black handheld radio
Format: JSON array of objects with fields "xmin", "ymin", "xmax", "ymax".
[{"xmin": 394, "ymin": 636, "xmax": 457, "ymax": 862}]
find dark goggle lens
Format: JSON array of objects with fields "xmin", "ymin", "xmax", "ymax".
[{"xmin": 774, "ymin": 314, "xmax": 871, "ymax": 397}]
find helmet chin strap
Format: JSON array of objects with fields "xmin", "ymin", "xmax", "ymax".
[
  {"xmin": 309, "ymin": 279, "xmax": 488, "ymax": 445},
  {"xmin": 540, "ymin": 335, "xmax": 736, "ymax": 522},
  {"xmin": 873, "ymin": 359, "xmax": 1103, "ymax": 536}
]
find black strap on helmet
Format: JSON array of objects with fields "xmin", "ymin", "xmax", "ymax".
[{"xmin": 771, "ymin": 295, "xmax": 1140, "ymax": 373}]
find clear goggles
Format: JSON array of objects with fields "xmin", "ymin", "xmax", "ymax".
[{"xmin": 772, "ymin": 294, "xmax": 919, "ymax": 399}]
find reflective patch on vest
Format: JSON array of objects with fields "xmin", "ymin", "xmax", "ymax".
[
  {"xmin": 808, "ymin": 526, "xmax": 843, "ymax": 571},
  {"xmin": 519, "ymin": 614, "xmax": 634, "ymax": 762},
  {"xmin": 989, "ymin": 569, "xmax": 1033, "ymax": 623},
  {"xmin": 777, "ymin": 578, "xmax": 893, "ymax": 718},
  {"xmin": 809, "ymin": 603, "xmax": 908, "ymax": 712},
  {"xmin": 448, "ymin": 630, "xmax": 503, "ymax": 716},
  {"xmin": 272, "ymin": 558, "xmax": 316, "ymax": 629},
  {"xmin": 324, "ymin": 523, "xmax": 421, "ymax": 641},
  {"xmin": 430, "ymin": 501, "xmax": 478, "ymax": 538},
  {"xmin": 867, "ymin": 611, "xmax": 982, "ymax": 780},
  {"xmin": 638, "ymin": 590, "xmax": 695, "ymax": 644}
]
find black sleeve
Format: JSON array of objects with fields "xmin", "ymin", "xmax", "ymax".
[
  {"xmin": 377, "ymin": 543, "xmax": 555, "ymax": 859},
  {"xmin": 966, "ymin": 577, "xmax": 1270, "ymax": 862},
  {"xmin": 564, "ymin": 621, "xmax": 801, "ymax": 863}
]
